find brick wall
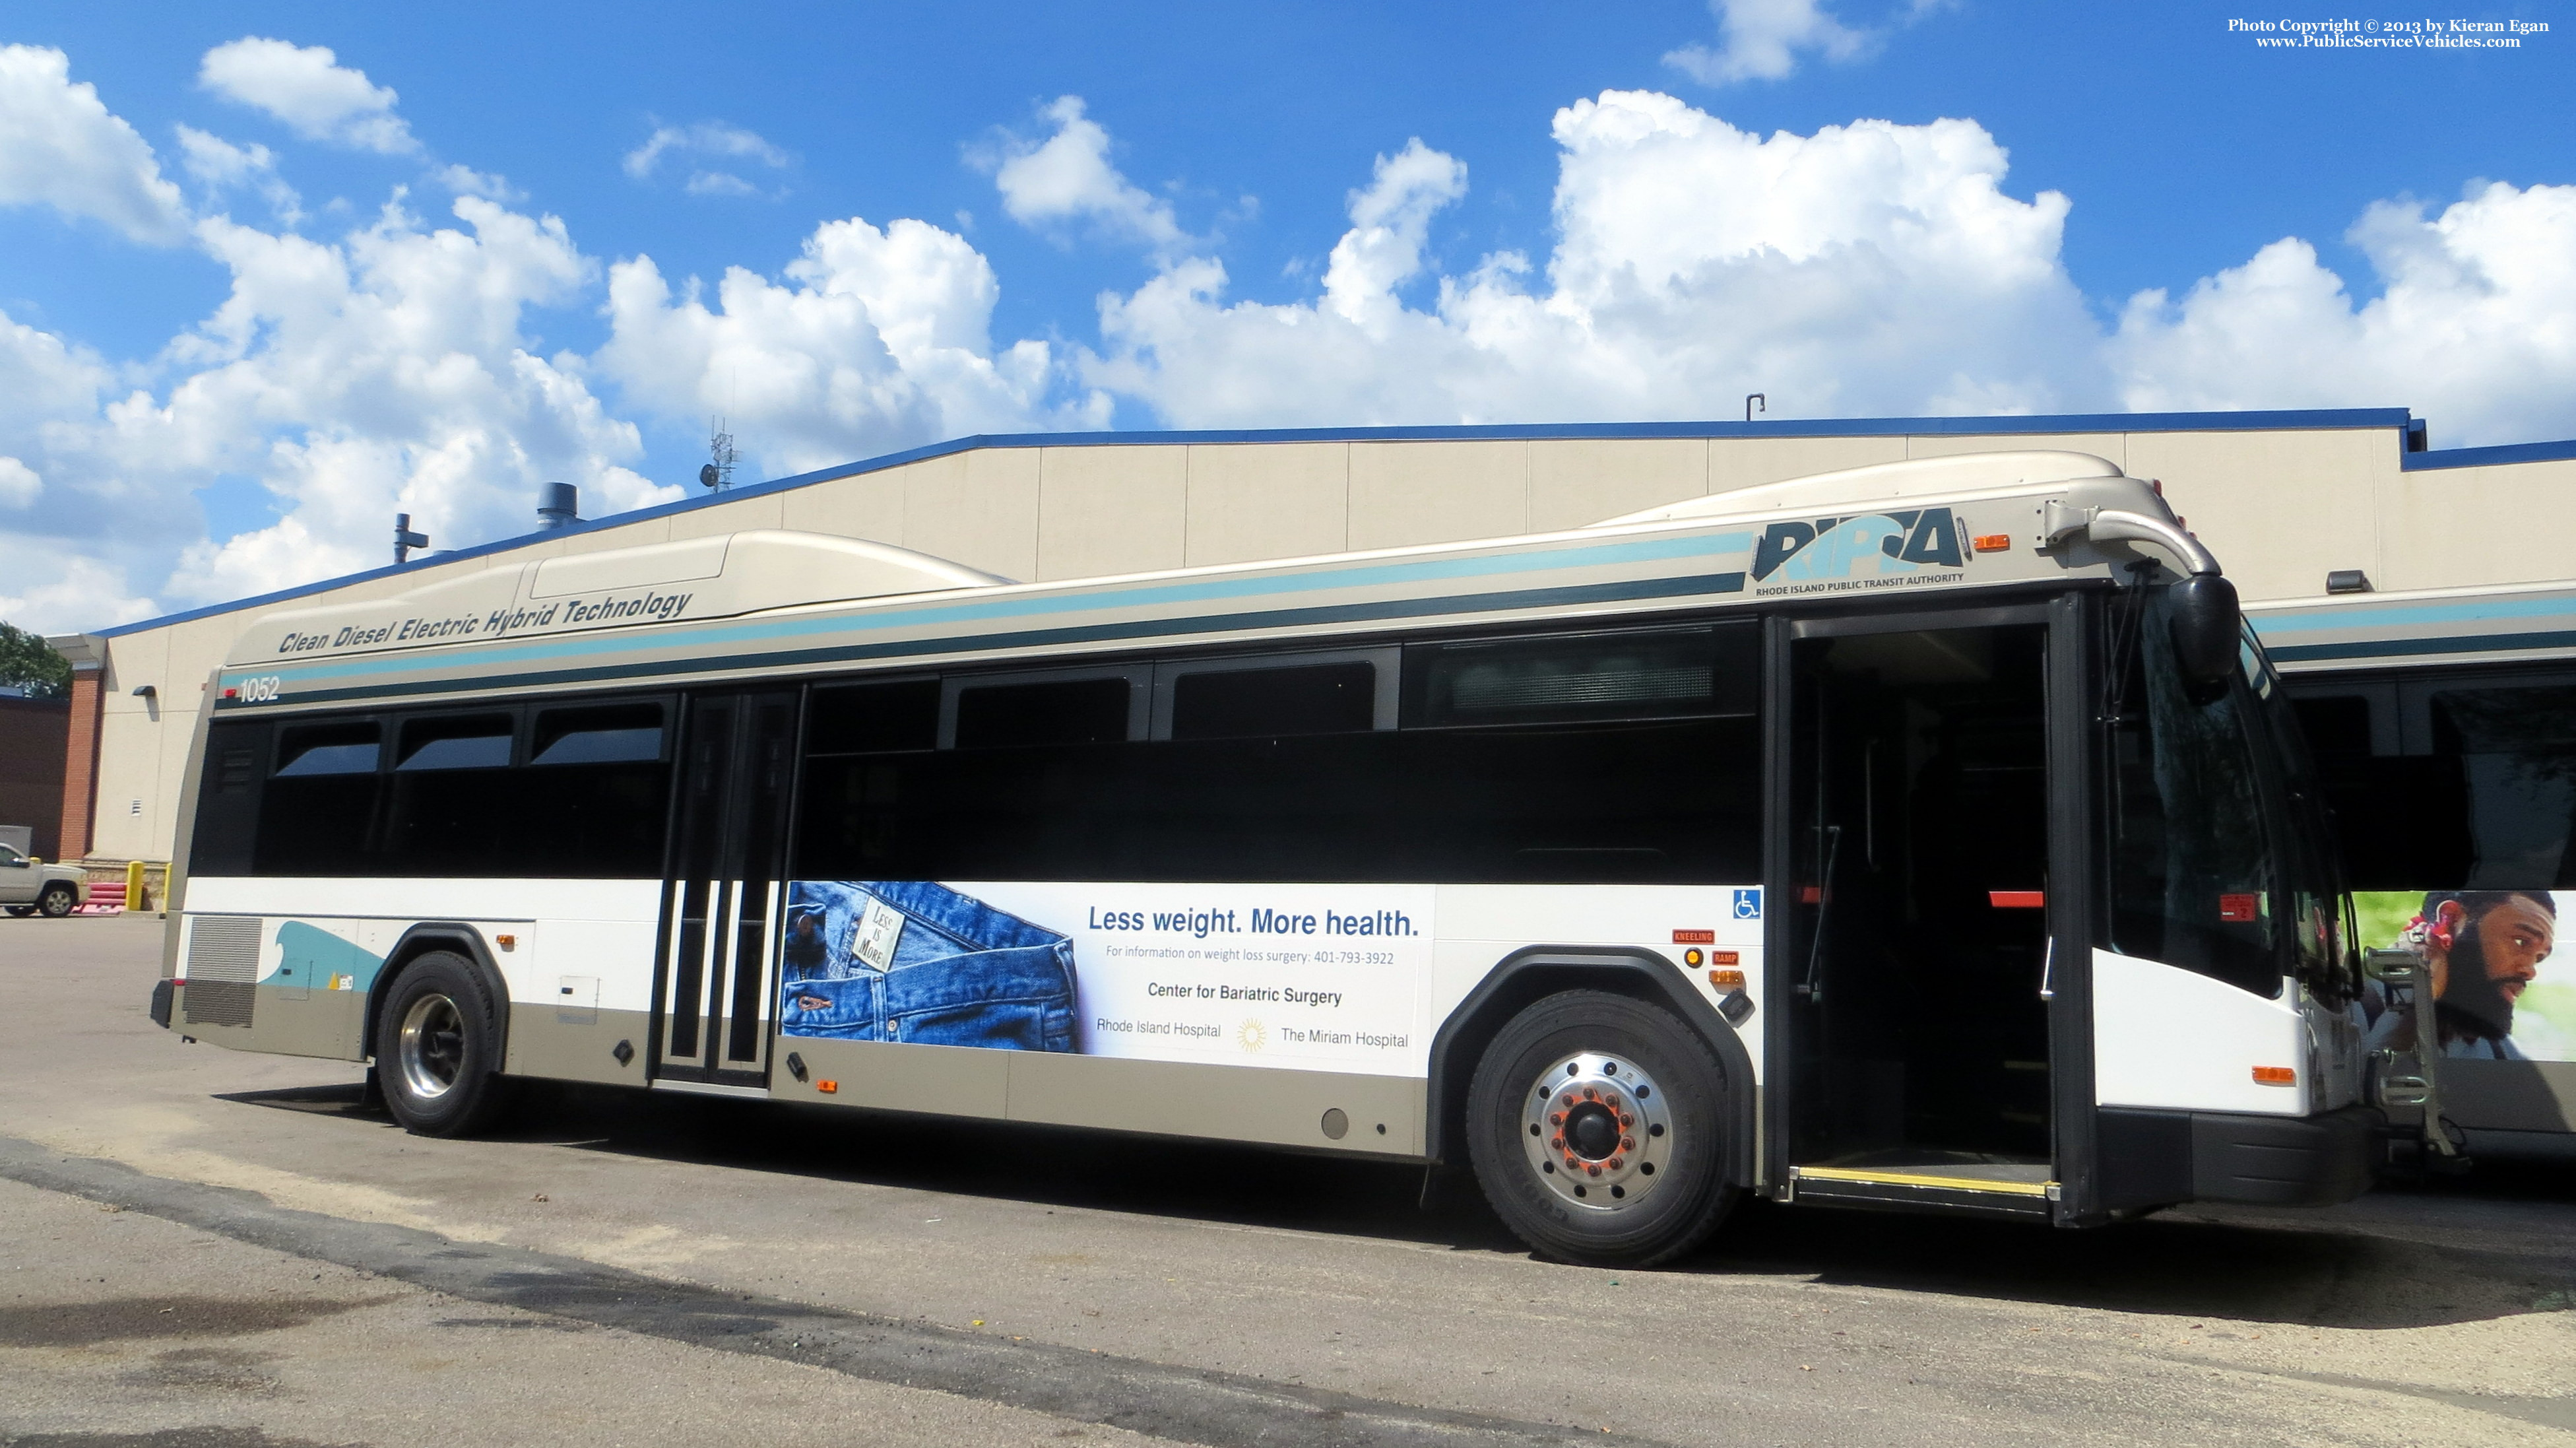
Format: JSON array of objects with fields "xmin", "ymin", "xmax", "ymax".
[
  {"xmin": 0, "ymin": 694, "xmax": 71, "ymax": 859},
  {"xmin": 55, "ymin": 665, "xmax": 101, "ymax": 862}
]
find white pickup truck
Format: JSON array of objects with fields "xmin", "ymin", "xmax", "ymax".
[{"xmin": 0, "ymin": 843, "xmax": 84, "ymax": 917}]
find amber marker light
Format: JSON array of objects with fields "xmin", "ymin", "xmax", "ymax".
[
  {"xmin": 2251, "ymin": 1067, "xmax": 2297, "ymax": 1086},
  {"xmin": 494, "ymin": 935, "xmax": 516, "ymax": 950},
  {"xmin": 1972, "ymin": 534, "xmax": 2012, "ymax": 552},
  {"xmin": 816, "ymin": 1080, "xmax": 839, "ymax": 1094},
  {"xmin": 1683, "ymin": 948, "xmax": 1705, "ymax": 966},
  {"xmin": 1710, "ymin": 970, "xmax": 1747, "ymax": 989}
]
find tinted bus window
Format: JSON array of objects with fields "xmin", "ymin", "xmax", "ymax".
[
  {"xmin": 383, "ymin": 713, "xmax": 519, "ymax": 874},
  {"xmin": 954, "ymin": 676, "xmax": 1131, "ymax": 749},
  {"xmin": 257, "ymin": 721, "xmax": 381, "ymax": 875},
  {"xmin": 808, "ymin": 679, "xmax": 939, "ymax": 755},
  {"xmin": 521, "ymin": 702, "xmax": 673, "ymax": 877},
  {"xmin": 796, "ymin": 632, "xmax": 1761, "ymax": 884},
  {"xmin": 397, "ymin": 714, "xmax": 513, "ymax": 770},
  {"xmin": 531, "ymin": 704, "xmax": 662, "ymax": 765},
  {"xmin": 2429, "ymin": 683, "xmax": 2576, "ymax": 888},
  {"xmin": 1408, "ymin": 626, "xmax": 1756, "ymax": 728},
  {"xmin": 189, "ymin": 720, "xmax": 268, "ymax": 876},
  {"xmin": 1170, "ymin": 661, "xmax": 1375, "ymax": 740}
]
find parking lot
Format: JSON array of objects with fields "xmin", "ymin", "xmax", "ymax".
[{"xmin": 3, "ymin": 914, "xmax": 2573, "ymax": 1447}]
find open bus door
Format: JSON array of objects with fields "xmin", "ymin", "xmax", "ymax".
[{"xmin": 1770, "ymin": 599, "xmax": 2098, "ymax": 1220}]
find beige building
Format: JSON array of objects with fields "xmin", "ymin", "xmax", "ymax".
[{"xmin": 46, "ymin": 406, "xmax": 2576, "ymax": 893}]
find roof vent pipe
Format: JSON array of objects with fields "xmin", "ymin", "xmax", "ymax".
[{"xmin": 537, "ymin": 482, "xmax": 579, "ymax": 531}]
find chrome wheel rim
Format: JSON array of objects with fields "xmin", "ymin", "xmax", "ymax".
[
  {"xmin": 1520, "ymin": 1051, "xmax": 1674, "ymax": 1212},
  {"xmin": 397, "ymin": 993, "xmax": 466, "ymax": 1101},
  {"xmin": 39, "ymin": 887, "xmax": 73, "ymax": 917}
]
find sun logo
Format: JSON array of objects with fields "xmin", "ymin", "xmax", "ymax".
[{"xmin": 1237, "ymin": 1018, "xmax": 1267, "ymax": 1053}]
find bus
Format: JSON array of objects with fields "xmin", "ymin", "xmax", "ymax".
[
  {"xmin": 2253, "ymin": 579, "xmax": 2576, "ymax": 1151},
  {"xmin": 154, "ymin": 449, "xmax": 2395, "ymax": 1267}
]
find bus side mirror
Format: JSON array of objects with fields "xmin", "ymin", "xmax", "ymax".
[
  {"xmin": 2168, "ymin": 573, "xmax": 2241, "ymax": 694},
  {"xmin": 2363, "ymin": 947, "xmax": 2422, "ymax": 985}
]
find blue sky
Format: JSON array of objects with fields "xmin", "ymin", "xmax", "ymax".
[{"xmin": 0, "ymin": 1, "xmax": 2569, "ymax": 630}]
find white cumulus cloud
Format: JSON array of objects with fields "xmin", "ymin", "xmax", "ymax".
[
  {"xmin": 624, "ymin": 119, "xmax": 790, "ymax": 198},
  {"xmin": 981, "ymin": 96, "xmax": 1188, "ymax": 253},
  {"xmin": 0, "ymin": 189, "xmax": 679, "ymax": 631},
  {"xmin": 198, "ymin": 37, "xmax": 416, "ymax": 154},
  {"xmin": 0, "ymin": 457, "xmax": 39, "ymax": 508},
  {"xmin": 1321, "ymin": 140, "xmax": 1467, "ymax": 333},
  {"xmin": 13, "ymin": 45, "xmax": 2576, "ymax": 642},
  {"xmin": 174, "ymin": 125, "xmax": 303, "ymax": 223},
  {"xmin": 1087, "ymin": 91, "xmax": 2098, "ymax": 427},
  {"xmin": 1665, "ymin": 0, "xmax": 1874, "ymax": 84},
  {"xmin": 597, "ymin": 214, "xmax": 1105, "ymax": 478},
  {"xmin": 2115, "ymin": 181, "xmax": 2576, "ymax": 447},
  {"xmin": 0, "ymin": 45, "xmax": 189, "ymax": 244}
]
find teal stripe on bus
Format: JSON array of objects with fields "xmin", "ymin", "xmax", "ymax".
[
  {"xmin": 2265, "ymin": 628, "xmax": 2576, "ymax": 663},
  {"xmin": 216, "ymin": 570, "xmax": 1756, "ymax": 709},
  {"xmin": 2252, "ymin": 592, "xmax": 2576, "ymax": 635},
  {"xmin": 222, "ymin": 529, "xmax": 1755, "ymax": 694}
]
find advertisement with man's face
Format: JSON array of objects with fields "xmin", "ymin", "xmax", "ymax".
[{"xmin": 2352, "ymin": 890, "xmax": 2571, "ymax": 1061}]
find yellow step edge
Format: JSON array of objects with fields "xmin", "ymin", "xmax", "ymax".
[{"xmin": 1790, "ymin": 1164, "xmax": 2056, "ymax": 1197}]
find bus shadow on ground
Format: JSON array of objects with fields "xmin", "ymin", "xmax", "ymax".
[{"xmin": 217, "ymin": 1079, "xmax": 2576, "ymax": 1331}]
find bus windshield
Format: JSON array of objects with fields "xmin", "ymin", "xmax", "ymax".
[{"xmin": 2102, "ymin": 583, "xmax": 2287, "ymax": 999}]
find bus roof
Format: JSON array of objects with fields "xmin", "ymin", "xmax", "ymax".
[
  {"xmin": 2249, "ymin": 576, "xmax": 2576, "ymax": 671},
  {"xmin": 214, "ymin": 453, "xmax": 2187, "ymax": 713}
]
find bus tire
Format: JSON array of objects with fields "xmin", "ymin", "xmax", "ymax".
[
  {"xmin": 1466, "ymin": 989, "xmax": 1737, "ymax": 1268},
  {"xmin": 376, "ymin": 951, "xmax": 517, "ymax": 1137}
]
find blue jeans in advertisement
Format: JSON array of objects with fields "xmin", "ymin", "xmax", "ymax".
[{"xmin": 779, "ymin": 880, "xmax": 1078, "ymax": 1051}]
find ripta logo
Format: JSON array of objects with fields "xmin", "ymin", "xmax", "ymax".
[{"xmin": 1750, "ymin": 508, "xmax": 1966, "ymax": 583}]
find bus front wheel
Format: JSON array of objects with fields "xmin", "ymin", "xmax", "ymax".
[
  {"xmin": 375, "ymin": 952, "xmax": 516, "ymax": 1137},
  {"xmin": 1465, "ymin": 989, "xmax": 1737, "ymax": 1268}
]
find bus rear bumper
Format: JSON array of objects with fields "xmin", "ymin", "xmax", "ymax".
[{"xmin": 2101, "ymin": 1104, "xmax": 2381, "ymax": 1210}]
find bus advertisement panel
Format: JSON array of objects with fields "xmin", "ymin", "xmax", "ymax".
[
  {"xmin": 779, "ymin": 879, "xmax": 1435, "ymax": 1073},
  {"xmin": 2350, "ymin": 890, "xmax": 2569, "ymax": 1063}
]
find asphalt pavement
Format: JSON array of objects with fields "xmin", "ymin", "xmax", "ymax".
[{"xmin": 3, "ymin": 913, "xmax": 2573, "ymax": 1447}]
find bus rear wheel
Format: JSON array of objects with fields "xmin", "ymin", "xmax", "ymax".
[
  {"xmin": 1466, "ymin": 989, "xmax": 1737, "ymax": 1268},
  {"xmin": 376, "ymin": 951, "xmax": 516, "ymax": 1137}
]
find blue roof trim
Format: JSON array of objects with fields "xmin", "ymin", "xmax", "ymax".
[
  {"xmin": 2400, "ymin": 436, "xmax": 2576, "ymax": 472},
  {"xmin": 101, "ymin": 405, "xmax": 2447, "ymax": 642}
]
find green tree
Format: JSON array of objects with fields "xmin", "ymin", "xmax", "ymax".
[{"xmin": 0, "ymin": 622, "xmax": 71, "ymax": 699}]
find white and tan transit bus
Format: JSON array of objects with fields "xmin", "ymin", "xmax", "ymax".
[
  {"xmin": 2253, "ymin": 579, "xmax": 2576, "ymax": 1152},
  {"xmin": 154, "ymin": 451, "xmax": 2403, "ymax": 1267}
]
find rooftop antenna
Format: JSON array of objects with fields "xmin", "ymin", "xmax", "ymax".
[
  {"xmin": 393, "ymin": 513, "xmax": 429, "ymax": 565},
  {"xmin": 699, "ymin": 416, "xmax": 738, "ymax": 492},
  {"xmin": 1745, "ymin": 393, "xmax": 1766, "ymax": 423}
]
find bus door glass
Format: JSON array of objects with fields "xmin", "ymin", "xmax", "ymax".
[
  {"xmin": 657, "ymin": 690, "xmax": 799, "ymax": 1086},
  {"xmin": 1782, "ymin": 616, "xmax": 2057, "ymax": 1193}
]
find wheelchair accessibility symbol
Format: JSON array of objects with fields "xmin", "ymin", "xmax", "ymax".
[{"xmin": 1731, "ymin": 888, "xmax": 1762, "ymax": 921}]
